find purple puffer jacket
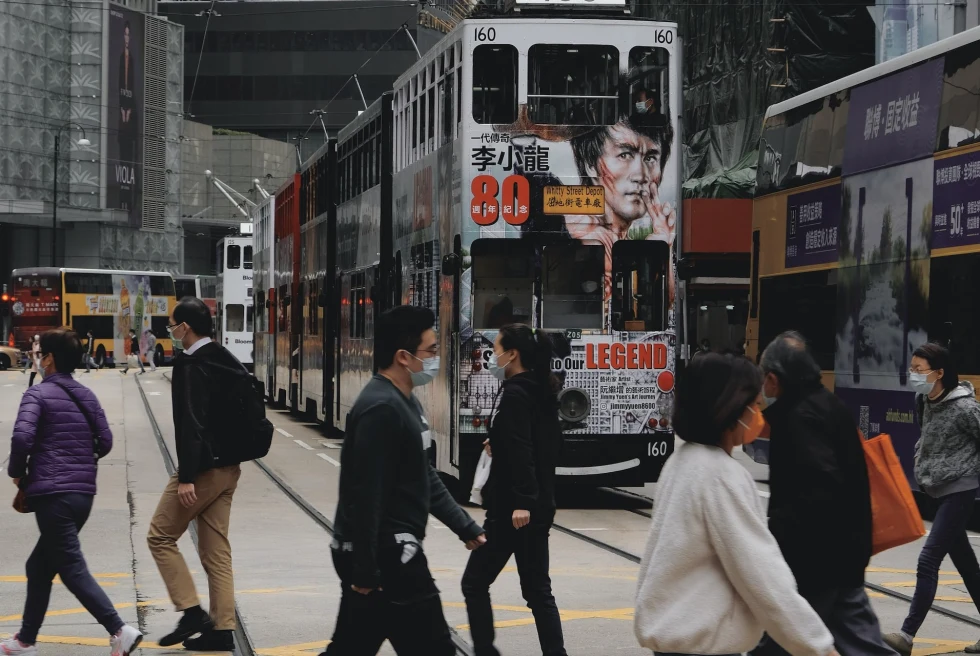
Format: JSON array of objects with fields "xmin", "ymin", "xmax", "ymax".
[{"xmin": 8, "ymin": 373, "xmax": 113, "ymax": 498}]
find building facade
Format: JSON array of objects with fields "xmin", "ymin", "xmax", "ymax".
[{"xmin": 0, "ymin": 0, "xmax": 186, "ymax": 276}]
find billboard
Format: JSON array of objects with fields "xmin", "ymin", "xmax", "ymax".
[{"xmin": 107, "ymin": 6, "xmax": 144, "ymax": 225}]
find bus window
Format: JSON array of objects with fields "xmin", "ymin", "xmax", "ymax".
[
  {"xmin": 528, "ymin": 45, "xmax": 619, "ymax": 126},
  {"xmin": 149, "ymin": 275, "xmax": 175, "ymax": 297},
  {"xmin": 244, "ymin": 245, "xmax": 253, "ymax": 270},
  {"xmin": 470, "ymin": 239, "xmax": 533, "ymax": 329},
  {"xmin": 628, "ymin": 47, "xmax": 669, "ymax": 119},
  {"xmin": 611, "ymin": 240, "xmax": 668, "ymax": 332},
  {"xmin": 473, "ymin": 45, "xmax": 517, "ymax": 125},
  {"xmin": 64, "ymin": 273, "xmax": 113, "ymax": 295},
  {"xmin": 937, "ymin": 39, "xmax": 980, "ymax": 151},
  {"xmin": 227, "ymin": 304, "xmax": 245, "ymax": 332},
  {"xmin": 757, "ymin": 270, "xmax": 837, "ymax": 370},
  {"xmin": 929, "ymin": 254, "xmax": 980, "ymax": 374},
  {"xmin": 72, "ymin": 316, "xmax": 114, "ymax": 339},
  {"xmin": 542, "ymin": 243, "xmax": 603, "ymax": 329},
  {"xmin": 228, "ymin": 245, "xmax": 241, "ymax": 270},
  {"xmin": 246, "ymin": 304, "xmax": 254, "ymax": 333}
]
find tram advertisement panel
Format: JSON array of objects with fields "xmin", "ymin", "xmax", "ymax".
[
  {"xmin": 459, "ymin": 48, "xmax": 680, "ymax": 438},
  {"xmin": 932, "ymin": 148, "xmax": 980, "ymax": 250}
]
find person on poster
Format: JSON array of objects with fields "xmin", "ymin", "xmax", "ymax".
[{"xmin": 118, "ymin": 20, "xmax": 137, "ymax": 212}]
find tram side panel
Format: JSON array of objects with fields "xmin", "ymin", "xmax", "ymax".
[{"xmin": 253, "ymin": 198, "xmax": 276, "ymax": 399}]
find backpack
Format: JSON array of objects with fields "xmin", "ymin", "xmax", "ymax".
[{"xmin": 203, "ymin": 360, "xmax": 274, "ymax": 463}]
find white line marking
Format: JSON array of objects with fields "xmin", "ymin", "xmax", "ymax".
[
  {"xmin": 317, "ymin": 453, "xmax": 341, "ymax": 467},
  {"xmin": 276, "ymin": 428, "xmax": 293, "ymax": 438},
  {"xmin": 293, "ymin": 439, "xmax": 314, "ymax": 451},
  {"xmin": 2, "ymin": 384, "xmax": 13, "ymax": 387},
  {"xmin": 568, "ymin": 528, "xmax": 608, "ymax": 531},
  {"xmin": 148, "ymin": 392, "xmax": 161, "ymax": 396},
  {"xmin": 325, "ymin": 443, "xmax": 341, "ymax": 449}
]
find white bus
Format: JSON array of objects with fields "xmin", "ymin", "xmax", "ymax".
[{"xmin": 216, "ymin": 236, "xmax": 255, "ymax": 368}]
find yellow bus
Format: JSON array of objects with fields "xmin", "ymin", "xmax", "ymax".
[
  {"xmin": 9, "ymin": 267, "xmax": 177, "ymax": 367},
  {"xmin": 745, "ymin": 24, "xmax": 980, "ymax": 486}
]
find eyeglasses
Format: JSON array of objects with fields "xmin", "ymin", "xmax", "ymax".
[
  {"xmin": 166, "ymin": 323, "xmax": 181, "ymax": 332},
  {"xmin": 416, "ymin": 346, "xmax": 439, "ymax": 356},
  {"xmin": 909, "ymin": 368, "xmax": 934, "ymax": 375}
]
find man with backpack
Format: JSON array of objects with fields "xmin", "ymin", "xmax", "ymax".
[{"xmin": 147, "ymin": 296, "xmax": 272, "ymax": 651}]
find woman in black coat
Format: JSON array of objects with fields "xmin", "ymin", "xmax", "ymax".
[{"xmin": 461, "ymin": 323, "xmax": 570, "ymax": 656}]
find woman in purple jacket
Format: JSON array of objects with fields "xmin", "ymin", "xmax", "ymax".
[{"xmin": 4, "ymin": 329, "xmax": 143, "ymax": 656}]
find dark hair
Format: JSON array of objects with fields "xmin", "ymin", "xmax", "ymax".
[
  {"xmin": 913, "ymin": 342, "xmax": 958, "ymax": 391},
  {"xmin": 498, "ymin": 324, "xmax": 571, "ymax": 393},
  {"xmin": 40, "ymin": 328, "xmax": 84, "ymax": 374},
  {"xmin": 672, "ymin": 353, "xmax": 762, "ymax": 446},
  {"xmin": 375, "ymin": 305, "xmax": 436, "ymax": 370},
  {"xmin": 571, "ymin": 114, "xmax": 674, "ymax": 178},
  {"xmin": 173, "ymin": 296, "xmax": 214, "ymax": 337},
  {"xmin": 759, "ymin": 330, "xmax": 821, "ymax": 395}
]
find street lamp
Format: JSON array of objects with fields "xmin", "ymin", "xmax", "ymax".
[{"xmin": 52, "ymin": 122, "xmax": 91, "ymax": 266}]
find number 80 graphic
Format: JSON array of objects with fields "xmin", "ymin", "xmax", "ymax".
[{"xmin": 471, "ymin": 174, "xmax": 531, "ymax": 226}]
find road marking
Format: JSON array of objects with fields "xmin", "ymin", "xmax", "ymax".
[
  {"xmin": 567, "ymin": 528, "xmax": 608, "ymax": 531},
  {"xmin": 324, "ymin": 443, "xmax": 341, "ymax": 449},
  {"xmin": 2, "ymin": 384, "xmax": 13, "ymax": 387},
  {"xmin": 148, "ymin": 392, "xmax": 161, "ymax": 396},
  {"xmin": 293, "ymin": 439, "xmax": 314, "ymax": 451},
  {"xmin": 317, "ymin": 453, "xmax": 340, "ymax": 467},
  {"xmin": 885, "ymin": 579, "xmax": 962, "ymax": 588},
  {"xmin": 276, "ymin": 427, "xmax": 293, "ymax": 438}
]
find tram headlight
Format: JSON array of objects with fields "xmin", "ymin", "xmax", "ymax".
[{"xmin": 557, "ymin": 388, "xmax": 590, "ymax": 424}]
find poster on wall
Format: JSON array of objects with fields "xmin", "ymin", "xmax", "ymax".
[
  {"xmin": 107, "ymin": 5, "xmax": 144, "ymax": 226},
  {"xmin": 785, "ymin": 183, "xmax": 842, "ymax": 269},
  {"xmin": 932, "ymin": 148, "xmax": 980, "ymax": 249}
]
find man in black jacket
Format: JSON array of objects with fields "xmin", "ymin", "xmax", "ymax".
[
  {"xmin": 752, "ymin": 332, "xmax": 895, "ymax": 656},
  {"xmin": 147, "ymin": 297, "xmax": 245, "ymax": 651},
  {"xmin": 323, "ymin": 305, "xmax": 486, "ymax": 656}
]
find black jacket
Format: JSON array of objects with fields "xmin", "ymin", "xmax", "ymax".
[
  {"xmin": 171, "ymin": 341, "xmax": 247, "ymax": 483},
  {"xmin": 333, "ymin": 375, "xmax": 482, "ymax": 589},
  {"xmin": 763, "ymin": 383, "xmax": 872, "ymax": 593},
  {"xmin": 483, "ymin": 373, "xmax": 560, "ymax": 525}
]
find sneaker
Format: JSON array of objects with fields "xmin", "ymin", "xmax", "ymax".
[
  {"xmin": 182, "ymin": 629, "xmax": 234, "ymax": 651},
  {"xmin": 1, "ymin": 635, "xmax": 37, "ymax": 655},
  {"xmin": 882, "ymin": 632, "xmax": 912, "ymax": 656},
  {"xmin": 966, "ymin": 639, "xmax": 980, "ymax": 654},
  {"xmin": 110, "ymin": 625, "xmax": 143, "ymax": 656},
  {"xmin": 158, "ymin": 607, "xmax": 214, "ymax": 647}
]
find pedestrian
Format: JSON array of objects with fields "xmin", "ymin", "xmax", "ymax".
[
  {"xmin": 147, "ymin": 297, "xmax": 247, "ymax": 651},
  {"xmin": 751, "ymin": 332, "xmax": 895, "ymax": 656},
  {"xmin": 3, "ymin": 328, "xmax": 143, "ymax": 656},
  {"xmin": 882, "ymin": 342, "xmax": 980, "ymax": 656},
  {"xmin": 25, "ymin": 335, "xmax": 41, "ymax": 386},
  {"xmin": 142, "ymin": 329, "xmax": 157, "ymax": 372},
  {"xmin": 634, "ymin": 352, "xmax": 840, "ymax": 656},
  {"xmin": 120, "ymin": 329, "xmax": 143, "ymax": 375},
  {"xmin": 461, "ymin": 324, "xmax": 570, "ymax": 656},
  {"xmin": 322, "ymin": 305, "xmax": 487, "ymax": 656},
  {"xmin": 83, "ymin": 329, "xmax": 98, "ymax": 373}
]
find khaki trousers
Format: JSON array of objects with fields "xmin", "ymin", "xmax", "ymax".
[{"xmin": 147, "ymin": 465, "xmax": 241, "ymax": 630}]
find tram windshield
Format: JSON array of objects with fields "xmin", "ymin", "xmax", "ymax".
[
  {"xmin": 528, "ymin": 45, "xmax": 619, "ymax": 126},
  {"xmin": 541, "ymin": 242, "xmax": 604, "ymax": 329}
]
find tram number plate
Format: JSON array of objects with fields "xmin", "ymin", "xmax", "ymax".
[
  {"xmin": 565, "ymin": 329, "xmax": 582, "ymax": 341},
  {"xmin": 652, "ymin": 30, "xmax": 674, "ymax": 45},
  {"xmin": 474, "ymin": 27, "xmax": 496, "ymax": 42},
  {"xmin": 648, "ymin": 440, "xmax": 669, "ymax": 458}
]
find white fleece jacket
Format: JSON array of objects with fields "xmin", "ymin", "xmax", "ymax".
[{"xmin": 634, "ymin": 442, "xmax": 835, "ymax": 656}]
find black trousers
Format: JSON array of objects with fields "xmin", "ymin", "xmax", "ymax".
[
  {"xmin": 461, "ymin": 518, "xmax": 566, "ymax": 656},
  {"xmin": 325, "ymin": 542, "xmax": 456, "ymax": 656}
]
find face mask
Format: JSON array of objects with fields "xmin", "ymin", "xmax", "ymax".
[
  {"xmin": 909, "ymin": 372, "xmax": 935, "ymax": 394},
  {"xmin": 487, "ymin": 352, "xmax": 511, "ymax": 382},
  {"xmin": 635, "ymin": 102, "xmax": 649, "ymax": 114},
  {"xmin": 762, "ymin": 393, "xmax": 777, "ymax": 408},
  {"xmin": 408, "ymin": 354, "xmax": 440, "ymax": 387},
  {"xmin": 737, "ymin": 407, "xmax": 766, "ymax": 445},
  {"xmin": 168, "ymin": 324, "xmax": 185, "ymax": 352}
]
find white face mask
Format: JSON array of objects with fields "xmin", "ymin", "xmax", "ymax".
[
  {"xmin": 487, "ymin": 352, "xmax": 512, "ymax": 382},
  {"xmin": 408, "ymin": 354, "xmax": 440, "ymax": 387},
  {"xmin": 635, "ymin": 101, "xmax": 649, "ymax": 114},
  {"xmin": 909, "ymin": 371, "xmax": 936, "ymax": 394}
]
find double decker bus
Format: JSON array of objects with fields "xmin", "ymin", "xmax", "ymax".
[
  {"xmin": 215, "ymin": 236, "xmax": 255, "ymax": 368},
  {"xmin": 745, "ymin": 24, "xmax": 980, "ymax": 484},
  {"xmin": 255, "ymin": 2, "xmax": 683, "ymax": 490},
  {"xmin": 9, "ymin": 267, "xmax": 177, "ymax": 367}
]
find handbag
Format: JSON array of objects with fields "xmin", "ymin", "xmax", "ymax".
[
  {"xmin": 861, "ymin": 430, "xmax": 926, "ymax": 554},
  {"xmin": 12, "ymin": 380, "xmax": 103, "ymax": 514}
]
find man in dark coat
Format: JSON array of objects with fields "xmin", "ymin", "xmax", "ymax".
[{"xmin": 751, "ymin": 331, "xmax": 895, "ymax": 656}]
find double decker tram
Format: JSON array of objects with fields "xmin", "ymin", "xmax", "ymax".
[{"xmin": 255, "ymin": 1, "xmax": 683, "ymax": 490}]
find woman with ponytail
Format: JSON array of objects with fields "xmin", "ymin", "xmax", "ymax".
[{"xmin": 461, "ymin": 324, "xmax": 570, "ymax": 656}]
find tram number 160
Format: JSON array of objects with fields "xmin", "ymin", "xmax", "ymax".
[{"xmin": 648, "ymin": 440, "xmax": 669, "ymax": 457}]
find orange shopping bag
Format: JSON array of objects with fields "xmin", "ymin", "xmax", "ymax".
[{"xmin": 861, "ymin": 431, "xmax": 925, "ymax": 555}]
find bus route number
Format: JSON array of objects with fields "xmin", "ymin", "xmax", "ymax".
[
  {"xmin": 474, "ymin": 27, "xmax": 496, "ymax": 42},
  {"xmin": 648, "ymin": 440, "xmax": 669, "ymax": 458},
  {"xmin": 652, "ymin": 30, "xmax": 673, "ymax": 45}
]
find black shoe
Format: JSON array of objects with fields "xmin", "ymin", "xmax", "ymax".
[
  {"xmin": 158, "ymin": 607, "xmax": 214, "ymax": 647},
  {"xmin": 182, "ymin": 629, "xmax": 234, "ymax": 651}
]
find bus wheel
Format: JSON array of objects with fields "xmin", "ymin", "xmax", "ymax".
[
  {"xmin": 155, "ymin": 344, "xmax": 164, "ymax": 366},
  {"xmin": 95, "ymin": 346, "xmax": 107, "ymax": 368},
  {"xmin": 0, "ymin": 353, "xmax": 10, "ymax": 370}
]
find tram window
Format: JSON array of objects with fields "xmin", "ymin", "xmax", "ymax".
[
  {"xmin": 174, "ymin": 279, "xmax": 195, "ymax": 300},
  {"xmin": 278, "ymin": 284, "xmax": 288, "ymax": 331},
  {"xmin": 244, "ymin": 245, "xmax": 253, "ymax": 270},
  {"xmin": 528, "ymin": 45, "xmax": 619, "ymax": 126},
  {"xmin": 627, "ymin": 47, "xmax": 669, "ymax": 119},
  {"xmin": 217, "ymin": 244, "xmax": 224, "ymax": 273},
  {"xmin": 470, "ymin": 239, "xmax": 533, "ymax": 329},
  {"xmin": 428, "ymin": 87, "xmax": 436, "ymax": 147},
  {"xmin": 227, "ymin": 245, "xmax": 241, "ymax": 270},
  {"xmin": 542, "ymin": 243, "xmax": 604, "ymax": 329},
  {"xmin": 441, "ymin": 75, "xmax": 454, "ymax": 144},
  {"xmin": 255, "ymin": 290, "xmax": 266, "ymax": 331},
  {"xmin": 757, "ymin": 270, "xmax": 837, "ymax": 370},
  {"xmin": 227, "ymin": 304, "xmax": 245, "ymax": 333},
  {"xmin": 419, "ymin": 95, "xmax": 427, "ymax": 151},
  {"xmin": 611, "ymin": 240, "xmax": 668, "ymax": 332},
  {"xmin": 473, "ymin": 45, "xmax": 517, "ymax": 125},
  {"xmin": 149, "ymin": 275, "xmax": 175, "ymax": 297},
  {"xmin": 246, "ymin": 305, "xmax": 254, "ymax": 333}
]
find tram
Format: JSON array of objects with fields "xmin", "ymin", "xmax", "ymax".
[
  {"xmin": 215, "ymin": 235, "xmax": 255, "ymax": 369},
  {"xmin": 258, "ymin": 1, "xmax": 683, "ymax": 490}
]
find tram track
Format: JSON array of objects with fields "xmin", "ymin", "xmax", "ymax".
[{"xmin": 141, "ymin": 374, "xmax": 476, "ymax": 656}]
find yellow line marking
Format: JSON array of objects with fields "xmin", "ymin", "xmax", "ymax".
[
  {"xmin": 911, "ymin": 638, "xmax": 975, "ymax": 655},
  {"xmin": 256, "ymin": 642, "xmax": 327, "ymax": 656},
  {"xmin": 867, "ymin": 567, "xmax": 958, "ymax": 576},
  {"xmin": 885, "ymin": 579, "xmax": 963, "ymax": 588},
  {"xmin": 0, "ymin": 633, "xmax": 199, "ymax": 651},
  {"xmin": 0, "ymin": 576, "xmax": 117, "ymax": 587}
]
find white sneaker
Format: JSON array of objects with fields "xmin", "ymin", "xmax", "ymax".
[
  {"xmin": 110, "ymin": 625, "xmax": 142, "ymax": 656},
  {"xmin": 1, "ymin": 635, "xmax": 37, "ymax": 655}
]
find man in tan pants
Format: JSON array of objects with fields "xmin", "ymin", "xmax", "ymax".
[{"xmin": 148, "ymin": 297, "xmax": 247, "ymax": 651}]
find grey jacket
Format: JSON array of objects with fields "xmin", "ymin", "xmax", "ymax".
[{"xmin": 915, "ymin": 381, "xmax": 980, "ymax": 496}]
